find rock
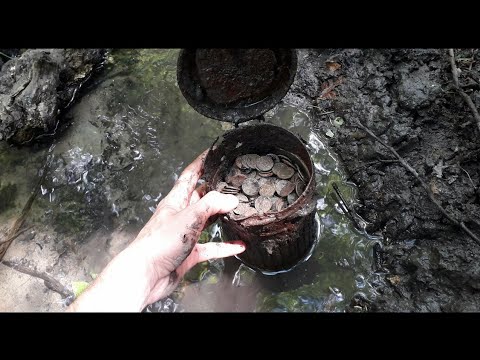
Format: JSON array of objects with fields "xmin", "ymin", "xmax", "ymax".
[{"xmin": 0, "ymin": 49, "xmax": 106, "ymax": 144}]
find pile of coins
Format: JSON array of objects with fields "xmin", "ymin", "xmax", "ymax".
[{"xmin": 215, "ymin": 153, "xmax": 308, "ymax": 219}]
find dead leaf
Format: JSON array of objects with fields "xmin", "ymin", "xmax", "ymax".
[
  {"xmin": 318, "ymin": 77, "xmax": 345, "ymax": 100},
  {"xmin": 326, "ymin": 61, "xmax": 341, "ymax": 72},
  {"xmin": 387, "ymin": 275, "xmax": 401, "ymax": 286}
]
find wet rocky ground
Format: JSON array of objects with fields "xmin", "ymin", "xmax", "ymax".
[
  {"xmin": 1, "ymin": 48, "xmax": 479, "ymax": 312},
  {"xmin": 287, "ymin": 49, "xmax": 480, "ymax": 311}
]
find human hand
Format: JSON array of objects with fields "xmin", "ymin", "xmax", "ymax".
[{"xmin": 67, "ymin": 149, "xmax": 245, "ymax": 312}]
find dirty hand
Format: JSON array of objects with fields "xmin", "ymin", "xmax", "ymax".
[{"xmin": 67, "ymin": 149, "xmax": 245, "ymax": 312}]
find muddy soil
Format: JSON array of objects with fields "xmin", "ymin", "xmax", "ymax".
[{"xmin": 288, "ymin": 49, "xmax": 480, "ymax": 311}]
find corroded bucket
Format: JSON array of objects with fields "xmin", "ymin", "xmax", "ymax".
[{"xmin": 204, "ymin": 124, "xmax": 318, "ymax": 273}]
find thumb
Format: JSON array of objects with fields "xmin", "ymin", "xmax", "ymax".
[
  {"xmin": 181, "ymin": 190, "xmax": 239, "ymax": 224},
  {"xmin": 176, "ymin": 241, "xmax": 246, "ymax": 279}
]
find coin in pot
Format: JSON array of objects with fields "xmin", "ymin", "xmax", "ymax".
[
  {"xmin": 242, "ymin": 178, "xmax": 260, "ymax": 196},
  {"xmin": 272, "ymin": 163, "xmax": 295, "ymax": 180},
  {"xmin": 275, "ymin": 180, "xmax": 295, "ymax": 197},
  {"xmin": 255, "ymin": 196, "xmax": 272, "ymax": 214}
]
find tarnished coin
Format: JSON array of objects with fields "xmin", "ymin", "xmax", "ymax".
[
  {"xmin": 216, "ymin": 182, "xmax": 228, "ymax": 192},
  {"xmin": 244, "ymin": 154, "xmax": 260, "ymax": 169},
  {"xmin": 255, "ymin": 196, "xmax": 272, "ymax": 213},
  {"xmin": 230, "ymin": 173, "xmax": 247, "ymax": 187},
  {"xmin": 235, "ymin": 156, "xmax": 245, "ymax": 169},
  {"xmin": 222, "ymin": 185, "xmax": 240, "ymax": 194},
  {"xmin": 287, "ymin": 192, "xmax": 298, "ymax": 205},
  {"xmin": 269, "ymin": 195, "xmax": 280, "ymax": 211},
  {"xmin": 259, "ymin": 182, "xmax": 276, "ymax": 197},
  {"xmin": 295, "ymin": 181, "xmax": 306, "ymax": 197},
  {"xmin": 244, "ymin": 206, "xmax": 258, "ymax": 217},
  {"xmin": 222, "ymin": 189, "xmax": 240, "ymax": 194},
  {"xmin": 236, "ymin": 193, "xmax": 249, "ymax": 203},
  {"xmin": 258, "ymin": 171, "xmax": 273, "ymax": 177},
  {"xmin": 275, "ymin": 180, "xmax": 295, "ymax": 197},
  {"xmin": 242, "ymin": 178, "xmax": 259, "ymax": 196},
  {"xmin": 247, "ymin": 170, "xmax": 257, "ymax": 179},
  {"xmin": 225, "ymin": 167, "xmax": 241, "ymax": 183},
  {"xmin": 257, "ymin": 177, "xmax": 268, "ymax": 187},
  {"xmin": 275, "ymin": 198, "xmax": 287, "ymax": 212},
  {"xmin": 272, "ymin": 163, "xmax": 295, "ymax": 179},
  {"xmin": 234, "ymin": 202, "xmax": 250, "ymax": 215},
  {"xmin": 256, "ymin": 156, "xmax": 274, "ymax": 172}
]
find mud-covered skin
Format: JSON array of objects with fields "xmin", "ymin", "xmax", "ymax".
[{"xmin": 287, "ymin": 49, "xmax": 480, "ymax": 312}]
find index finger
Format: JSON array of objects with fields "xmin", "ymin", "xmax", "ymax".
[{"xmin": 159, "ymin": 149, "xmax": 209, "ymax": 213}]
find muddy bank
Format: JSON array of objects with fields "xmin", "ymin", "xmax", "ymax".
[
  {"xmin": 0, "ymin": 49, "xmax": 106, "ymax": 144},
  {"xmin": 288, "ymin": 49, "xmax": 480, "ymax": 311}
]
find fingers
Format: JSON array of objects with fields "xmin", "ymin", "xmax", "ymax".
[
  {"xmin": 176, "ymin": 241, "xmax": 246, "ymax": 278},
  {"xmin": 195, "ymin": 241, "xmax": 246, "ymax": 262},
  {"xmin": 158, "ymin": 149, "xmax": 209, "ymax": 213},
  {"xmin": 189, "ymin": 183, "xmax": 207, "ymax": 206},
  {"xmin": 182, "ymin": 191, "xmax": 239, "ymax": 222},
  {"xmin": 173, "ymin": 191, "xmax": 238, "ymax": 238}
]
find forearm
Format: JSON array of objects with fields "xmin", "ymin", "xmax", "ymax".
[{"xmin": 66, "ymin": 247, "xmax": 152, "ymax": 312}]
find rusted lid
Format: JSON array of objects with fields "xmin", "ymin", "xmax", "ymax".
[{"xmin": 177, "ymin": 49, "xmax": 297, "ymax": 124}]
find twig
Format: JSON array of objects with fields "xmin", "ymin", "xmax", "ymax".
[
  {"xmin": 458, "ymin": 165, "xmax": 477, "ymax": 190},
  {"xmin": 0, "ymin": 225, "xmax": 34, "ymax": 245},
  {"xmin": 352, "ymin": 118, "xmax": 480, "ymax": 245},
  {"xmin": 332, "ymin": 182, "xmax": 362, "ymax": 230},
  {"xmin": 309, "ymin": 106, "xmax": 335, "ymax": 116},
  {"xmin": 0, "ymin": 51, "xmax": 14, "ymax": 60},
  {"xmin": 1, "ymin": 260, "xmax": 73, "ymax": 299},
  {"xmin": 449, "ymin": 49, "xmax": 480, "ymax": 133}
]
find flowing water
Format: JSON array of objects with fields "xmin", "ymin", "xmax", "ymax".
[{"xmin": 0, "ymin": 49, "xmax": 383, "ymax": 312}]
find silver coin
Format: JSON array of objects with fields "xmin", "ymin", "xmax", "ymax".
[
  {"xmin": 267, "ymin": 153, "xmax": 280, "ymax": 163},
  {"xmin": 242, "ymin": 178, "xmax": 260, "ymax": 196},
  {"xmin": 275, "ymin": 198, "xmax": 287, "ymax": 212},
  {"xmin": 256, "ymin": 156, "xmax": 274, "ymax": 172},
  {"xmin": 216, "ymin": 182, "xmax": 228, "ymax": 192},
  {"xmin": 255, "ymin": 196, "xmax": 272, "ymax": 213},
  {"xmin": 236, "ymin": 193, "xmax": 249, "ymax": 203},
  {"xmin": 233, "ymin": 202, "xmax": 250, "ymax": 215},
  {"xmin": 258, "ymin": 171, "xmax": 273, "ymax": 177},
  {"xmin": 230, "ymin": 173, "xmax": 247, "ymax": 187},
  {"xmin": 275, "ymin": 179, "xmax": 295, "ymax": 197},
  {"xmin": 272, "ymin": 163, "xmax": 295, "ymax": 180},
  {"xmin": 287, "ymin": 192, "xmax": 298, "ymax": 205},
  {"xmin": 295, "ymin": 181, "xmax": 306, "ymax": 197},
  {"xmin": 244, "ymin": 154, "xmax": 260, "ymax": 169},
  {"xmin": 259, "ymin": 182, "xmax": 276, "ymax": 197},
  {"xmin": 235, "ymin": 156, "xmax": 245, "ymax": 169},
  {"xmin": 244, "ymin": 206, "xmax": 258, "ymax": 217}
]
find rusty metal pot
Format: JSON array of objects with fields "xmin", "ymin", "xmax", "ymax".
[
  {"xmin": 204, "ymin": 124, "xmax": 318, "ymax": 273},
  {"xmin": 177, "ymin": 49, "xmax": 297, "ymax": 125}
]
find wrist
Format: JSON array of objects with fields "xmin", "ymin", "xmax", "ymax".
[{"xmin": 68, "ymin": 246, "xmax": 154, "ymax": 312}]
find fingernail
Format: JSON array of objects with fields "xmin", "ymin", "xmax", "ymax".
[
  {"xmin": 226, "ymin": 240, "xmax": 246, "ymax": 249},
  {"xmin": 222, "ymin": 194, "xmax": 239, "ymax": 209}
]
